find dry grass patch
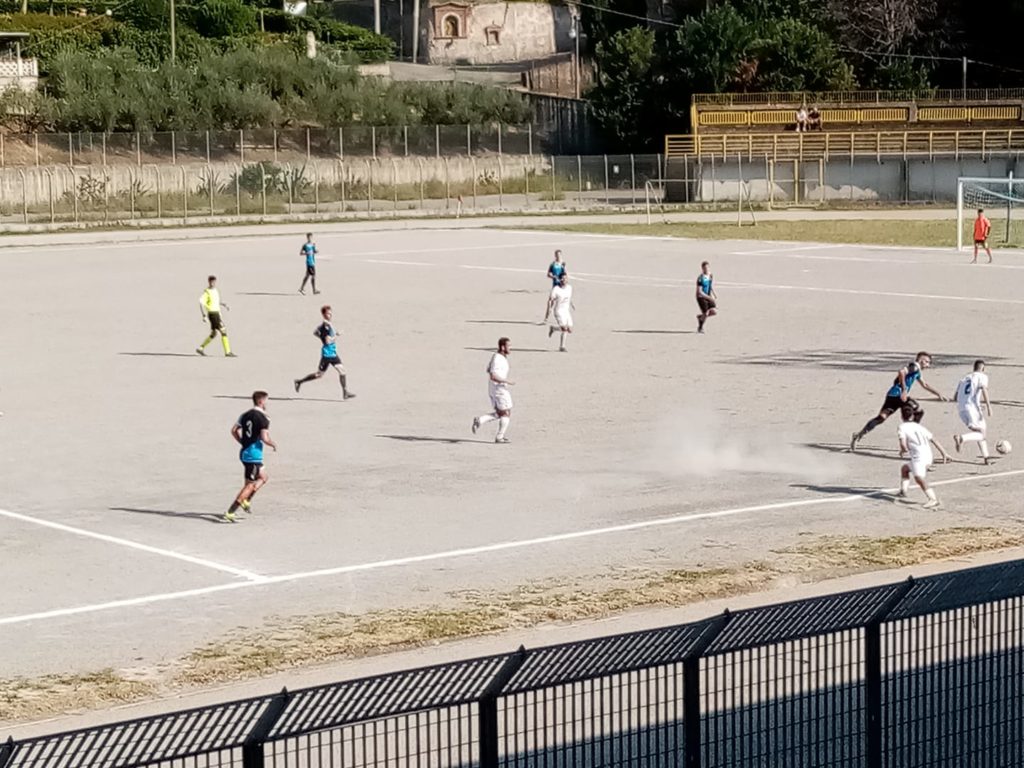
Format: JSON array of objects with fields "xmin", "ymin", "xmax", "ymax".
[{"xmin": 0, "ymin": 669, "xmax": 158, "ymax": 722}]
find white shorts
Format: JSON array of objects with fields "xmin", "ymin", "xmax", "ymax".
[
  {"xmin": 958, "ymin": 405, "xmax": 985, "ymax": 432},
  {"xmin": 554, "ymin": 309, "xmax": 573, "ymax": 329},
  {"xmin": 904, "ymin": 459, "xmax": 929, "ymax": 479},
  {"xmin": 490, "ymin": 388, "xmax": 513, "ymax": 412}
]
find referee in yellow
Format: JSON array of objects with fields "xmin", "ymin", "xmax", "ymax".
[{"xmin": 196, "ymin": 275, "xmax": 236, "ymax": 357}]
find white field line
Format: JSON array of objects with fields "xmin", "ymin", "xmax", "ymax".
[
  {"xmin": 0, "ymin": 508, "xmax": 266, "ymax": 582},
  {"xmin": 361, "ymin": 257, "xmax": 1024, "ymax": 306},
  {"xmin": 3, "ymin": 468, "xmax": 1023, "ymax": 626}
]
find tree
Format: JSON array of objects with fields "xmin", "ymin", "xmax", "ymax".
[{"xmin": 590, "ymin": 27, "xmax": 660, "ymax": 148}]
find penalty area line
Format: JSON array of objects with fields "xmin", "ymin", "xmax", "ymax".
[
  {"xmin": 0, "ymin": 508, "xmax": 267, "ymax": 583},
  {"xmin": 2, "ymin": 468, "xmax": 1022, "ymax": 626}
]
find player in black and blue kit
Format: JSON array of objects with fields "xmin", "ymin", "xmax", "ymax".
[
  {"xmin": 293, "ymin": 305, "xmax": 356, "ymax": 400},
  {"xmin": 543, "ymin": 250, "xmax": 567, "ymax": 323},
  {"xmin": 696, "ymin": 261, "xmax": 717, "ymax": 333},
  {"xmin": 299, "ymin": 233, "xmax": 320, "ymax": 295},
  {"xmin": 226, "ymin": 390, "xmax": 277, "ymax": 523},
  {"xmin": 850, "ymin": 352, "xmax": 947, "ymax": 451}
]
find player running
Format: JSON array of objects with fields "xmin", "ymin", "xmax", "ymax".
[
  {"xmin": 547, "ymin": 274, "xmax": 575, "ymax": 351},
  {"xmin": 850, "ymin": 352, "xmax": 946, "ymax": 451},
  {"xmin": 226, "ymin": 390, "xmax": 276, "ymax": 523},
  {"xmin": 293, "ymin": 305, "xmax": 356, "ymax": 400},
  {"xmin": 543, "ymin": 250, "xmax": 567, "ymax": 323},
  {"xmin": 972, "ymin": 209, "xmax": 994, "ymax": 264},
  {"xmin": 953, "ymin": 359, "xmax": 994, "ymax": 464},
  {"xmin": 896, "ymin": 404, "xmax": 950, "ymax": 509},
  {"xmin": 299, "ymin": 233, "xmax": 321, "ymax": 295},
  {"xmin": 695, "ymin": 261, "xmax": 717, "ymax": 333},
  {"xmin": 196, "ymin": 275, "xmax": 236, "ymax": 357},
  {"xmin": 472, "ymin": 337, "xmax": 514, "ymax": 443}
]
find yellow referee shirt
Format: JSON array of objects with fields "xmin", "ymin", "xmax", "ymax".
[{"xmin": 200, "ymin": 287, "xmax": 222, "ymax": 314}]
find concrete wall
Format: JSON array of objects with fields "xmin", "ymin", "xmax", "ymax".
[
  {"xmin": 668, "ymin": 156, "xmax": 1024, "ymax": 204},
  {"xmin": 0, "ymin": 155, "xmax": 548, "ymax": 207},
  {"xmin": 424, "ymin": 1, "xmax": 571, "ymax": 65}
]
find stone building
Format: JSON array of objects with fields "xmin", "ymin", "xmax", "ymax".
[{"xmin": 423, "ymin": 0, "xmax": 574, "ymax": 65}]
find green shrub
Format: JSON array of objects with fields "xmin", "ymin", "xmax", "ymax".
[{"xmin": 189, "ymin": 0, "xmax": 257, "ymax": 39}]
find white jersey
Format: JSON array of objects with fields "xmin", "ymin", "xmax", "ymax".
[
  {"xmin": 550, "ymin": 284, "xmax": 573, "ymax": 314},
  {"xmin": 487, "ymin": 352, "xmax": 510, "ymax": 397},
  {"xmin": 955, "ymin": 372, "xmax": 988, "ymax": 410},
  {"xmin": 898, "ymin": 422, "xmax": 934, "ymax": 465}
]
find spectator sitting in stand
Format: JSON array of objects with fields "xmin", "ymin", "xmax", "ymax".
[
  {"xmin": 808, "ymin": 105, "xmax": 822, "ymax": 131},
  {"xmin": 795, "ymin": 106, "xmax": 809, "ymax": 132}
]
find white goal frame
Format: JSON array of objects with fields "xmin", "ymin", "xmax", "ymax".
[{"xmin": 956, "ymin": 174, "xmax": 1022, "ymax": 250}]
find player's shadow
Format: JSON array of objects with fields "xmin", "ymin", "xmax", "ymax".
[
  {"xmin": 110, "ymin": 507, "xmax": 224, "ymax": 524},
  {"xmin": 466, "ymin": 320, "xmax": 544, "ymax": 325},
  {"xmin": 376, "ymin": 434, "xmax": 488, "ymax": 445},
  {"xmin": 991, "ymin": 399, "xmax": 1024, "ymax": 409},
  {"xmin": 722, "ymin": 349, "xmax": 1008, "ymax": 372},
  {"xmin": 613, "ymin": 329, "xmax": 694, "ymax": 335},
  {"xmin": 804, "ymin": 442, "xmax": 903, "ymax": 461},
  {"xmin": 119, "ymin": 352, "xmax": 197, "ymax": 358},
  {"xmin": 212, "ymin": 394, "xmax": 342, "ymax": 403},
  {"xmin": 238, "ymin": 291, "xmax": 296, "ymax": 296},
  {"xmin": 464, "ymin": 346, "xmax": 550, "ymax": 353},
  {"xmin": 791, "ymin": 484, "xmax": 893, "ymax": 500}
]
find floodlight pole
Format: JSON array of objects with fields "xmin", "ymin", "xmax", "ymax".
[
  {"xmin": 374, "ymin": 0, "xmax": 381, "ymax": 33},
  {"xmin": 1007, "ymin": 171, "xmax": 1014, "ymax": 244}
]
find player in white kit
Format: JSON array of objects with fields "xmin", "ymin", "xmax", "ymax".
[
  {"xmin": 547, "ymin": 274, "xmax": 574, "ymax": 351},
  {"xmin": 896, "ymin": 404, "xmax": 950, "ymax": 508},
  {"xmin": 472, "ymin": 337, "xmax": 514, "ymax": 443},
  {"xmin": 952, "ymin": 359, "xmax": 993, "ymax": 464}
]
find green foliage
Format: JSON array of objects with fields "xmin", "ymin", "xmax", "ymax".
[
  {"xmin": 189, "ymin": 0, "xmax": 257, "ymax": 39},
  {"xmin": 258, "ymin": 10, "xmax": 394, "ymax": 62},
  {"xmin": 0, "ymin": 12, "xmax": 116, "ymax": 62},
  {"xmin": 31, "ymin": 47, "xmax": 530, "ymax": 132},
  {"xmin": 590, "ymin": 28, "xmax": 659, "ymax": 148}
]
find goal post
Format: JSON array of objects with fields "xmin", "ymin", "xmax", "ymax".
[{"xmin": 957, "ymin": 174, "xmax": 1024, "ymax": 250}]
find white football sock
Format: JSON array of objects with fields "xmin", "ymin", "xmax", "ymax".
[
  {"xmin": 925, "ymin": 488, "xmax": 937, "ymax": 502},
  {"xmin": 961, "ymin": 432, "xmax": 984, "ymax": 443},
  {"xmin": 979, "ymin": 440, "xmax": 990, "ymax": 458},
  {"xmin": 560, "ymin": 331, "xmax": 567, "ymax": 349},
  {"xmin": 478, "ymin": 413, "xmax": 497, "ymax": 425},
  {"xmin": 496, "ymin": 416, "xmax": 510, "ymax": 440},
  {"xmin": 900, "ymin": 478, "xmax": 910, "ymax": 495}
]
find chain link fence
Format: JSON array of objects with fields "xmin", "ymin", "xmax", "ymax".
[
  {"xmin": 0, "ymin": 154, "xmax": 669, "ymax": 225},
  {"xmin": 0, "ymin": 125, "xmax": 559, "ymax": 168}
]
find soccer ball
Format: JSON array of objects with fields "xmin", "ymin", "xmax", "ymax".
[{"xmin": 996, "ymin": 440, "xmax": 1012, "ymax": 455}]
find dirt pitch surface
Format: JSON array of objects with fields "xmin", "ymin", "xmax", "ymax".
[{"xmin": 2, "ymin": 226, "xmax": 1023, "ymax": 683}]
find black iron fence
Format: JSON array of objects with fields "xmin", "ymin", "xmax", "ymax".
[{"xmin": 5, "ymin": 557, "xmax": 1024, "ymax": 767}]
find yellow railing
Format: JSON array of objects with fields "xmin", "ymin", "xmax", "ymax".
[
  {"xmin": 692, "ymin": 88, "xmax": 1024, "ymax": 106},
  {"xmin": 663, "ymin": 129, "xmax": 1024, "ymax": 160},
  {"xmin": 697, "ymin": 104, "xmax": 1020, "ymax": 131}
]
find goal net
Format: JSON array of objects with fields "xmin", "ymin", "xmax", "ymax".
[{"xmin": 957, "ymin": 176, "xmax": 1024, "ymax": 250}]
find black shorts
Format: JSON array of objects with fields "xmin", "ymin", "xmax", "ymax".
[
  {"xmin": 208, "ymin": 312, "xmax": 224, "ymax": 332},
  {"xmin": 306, "ymin": 264, "xmax": 316, "ymax": 276},
  {"xmin": 975, "ymin": 239, "xmax": 988, "ymax": 246},
  {"xmin": 882, "ymin": 395, "xmax": 920, "ymax": 414},
  {"xmin": 318, "ymin": 356, "xmax": 343, "ymax": 373},
  {"xmin": 697, "ymin": 296, "xmax": 716, "ymax": 314},
  {"xmin": 242, "ymin": 462, "xmax": 262, "ymax": 482}
]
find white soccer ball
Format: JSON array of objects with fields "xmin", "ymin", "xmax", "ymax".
[{"xmin": 996, "ymin": 440, "xmax": 1012, "ymax": 455}]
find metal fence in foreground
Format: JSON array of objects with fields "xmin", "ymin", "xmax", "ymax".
[{"xmin": 4, "ymin": 557, "xmax": 1024, "ymax": 767}]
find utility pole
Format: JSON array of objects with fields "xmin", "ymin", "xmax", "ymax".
[
  {"xmin": 170, "ymin": 0, "xmax": 176, "ymax": 62},
  {"xmin": 374, "ymin": 0, "xmax": 380, "ymax": 33},
  {"xmin": 962, "ymin": 56, "xmax": 968, "ymax": 99},
  {"xmin": 412, "ymin": 0, "xmax": 420, "ymax": 62}
]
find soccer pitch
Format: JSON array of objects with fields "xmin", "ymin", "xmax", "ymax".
[{"xmin": 1, "ymin": 224, "xmax": 1023, "ymax": 700}]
